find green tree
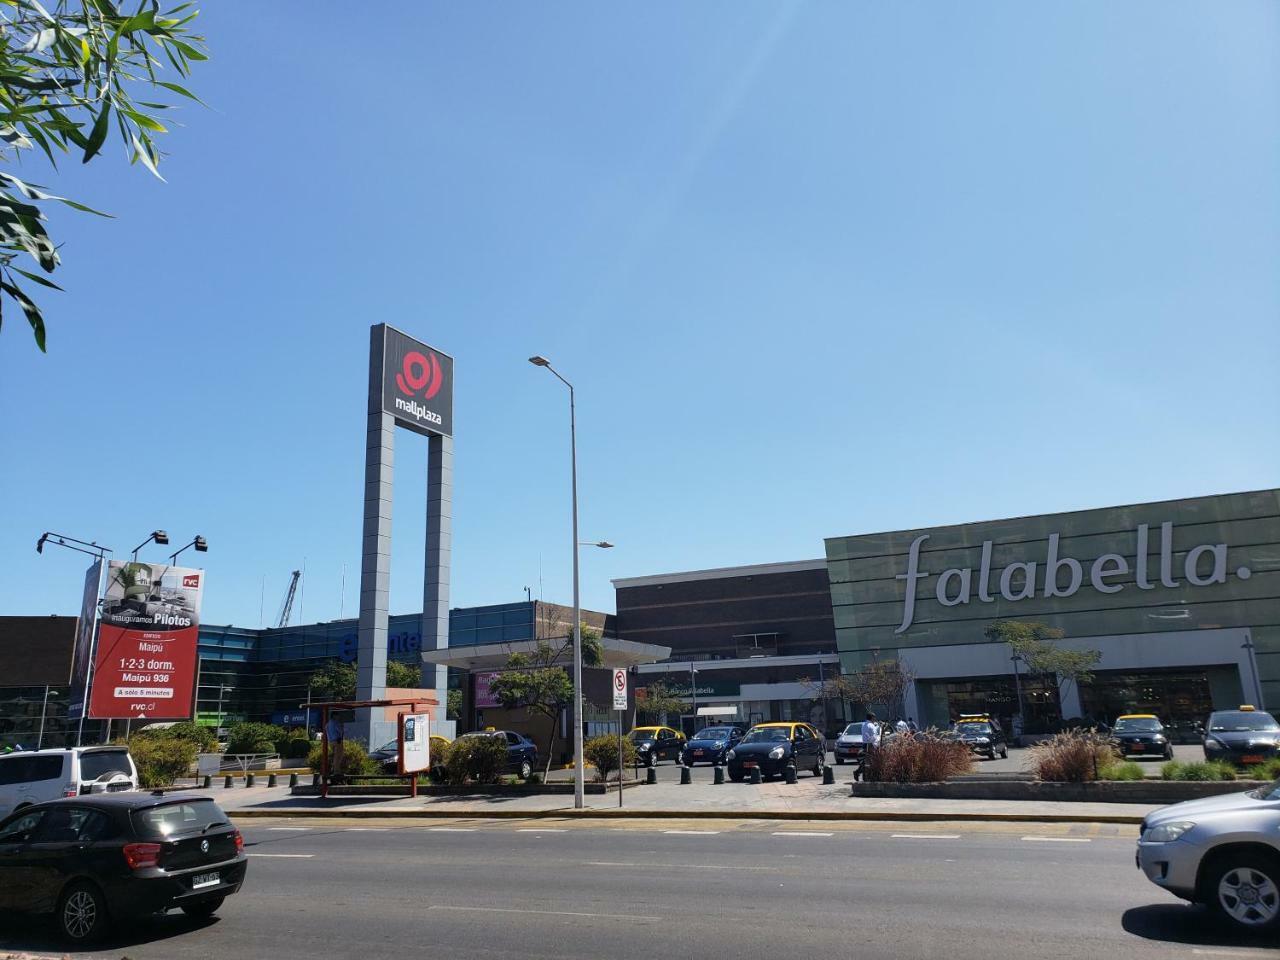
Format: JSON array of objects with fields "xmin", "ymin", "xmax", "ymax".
[
  {"xmin": 583, "ymin": 733, "xmax": 636, "ymax": 783},
  {"xmin": 635, "ymin": 679, "xmax": 689, "ymax": 725},
  {"xmin": 805, "ymin": 660, "xmax": 915, "ymax": 723},
  {"xmin": 386, "ymin": 659, "xmax": 421, "ymax": 688},
  {"xmin": 485, "ymin": 624, "xmax": 604, "ymax": 777},
  {"xmin": 308, "ymin": 659, "xmax": 422, "ymax": 703},
  {"xmin": 984, "ymin": 620, "xmax": 1101, "ymax": 718},
  {"xmin": 446, "ymin": 688, "xmax": 462, "ymax": 721},
  {"xmin": 0, "ymin": 1, "xmax": 207, "ymax": 351}
]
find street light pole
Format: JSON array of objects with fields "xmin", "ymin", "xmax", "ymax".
[
  {"xmin": 37, "ymin": 685, "xmax": 56, "ymax": 749},
  {"xmin": 1010, "ymin": 651, "xmax": 1026, "ymax": 739},
  {"xmin": 529, "ymin": 356, "xmax": 584, "ymax": 810}
]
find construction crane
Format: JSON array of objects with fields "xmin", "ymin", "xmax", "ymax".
[{"xmin": 276, "ymin": 570, "xmax": 301, "ymax": 628}]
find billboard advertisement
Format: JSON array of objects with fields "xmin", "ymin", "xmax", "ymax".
[
  {"xmin": 67, "ymin": 558, "xmax": 103, "ymax": 721},
  {"xmin": 474, "ymin": 670, "xmax": 504, "ymax": 709},
  {"xmin": 380, "ymin": 324, "xmax": 454, "ymax": 438},
  {"xmin": 88, "ymin": 561, "xmax": 205, "ymax": 721}
]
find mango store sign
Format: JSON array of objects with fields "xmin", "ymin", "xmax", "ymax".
[{"xmin": 894, "ymin": 521, "xmax": 1254, "ymax": 634}]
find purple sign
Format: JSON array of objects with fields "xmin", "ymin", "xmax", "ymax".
[{"xmin": 474, "ymin": 671, "xmax": 503, "ymax": 709}]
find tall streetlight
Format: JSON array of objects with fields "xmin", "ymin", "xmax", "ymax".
[
  {"xmin": 530, "ymin": 354, "xmax": 608, "ymax": 810},
  {"xmin": 168, "ymin": 535, "xmax": 208, "ymax": 565}
]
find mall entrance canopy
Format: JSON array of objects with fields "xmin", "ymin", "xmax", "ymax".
[{"xmin": 420, "ymin": 636, "xmax": 671, "ymax": 672}]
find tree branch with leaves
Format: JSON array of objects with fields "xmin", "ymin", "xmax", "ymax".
[{"xmin": 0, "ymin": 0, "xmax": 207, "ymax": 351}]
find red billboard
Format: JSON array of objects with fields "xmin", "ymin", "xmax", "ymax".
[{"xmin": 88, "ymin": 561, "xmax": 205, "ymax": 721}]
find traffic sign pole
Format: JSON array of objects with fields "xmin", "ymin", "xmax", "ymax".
[{"xmin": 612, "ymin": 668, "xmax": 628, "ymax": 808}]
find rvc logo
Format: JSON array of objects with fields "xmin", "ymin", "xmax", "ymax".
[{"xmin": 396, "ymin": 350, "xmax": 444, "ymax": 401}]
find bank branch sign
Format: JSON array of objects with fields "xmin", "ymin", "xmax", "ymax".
[{"xmin": 895, "ymin": 521, "xmax": 1253, "ymax": 633}]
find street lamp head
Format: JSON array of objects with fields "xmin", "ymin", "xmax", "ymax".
[
  {"xmin": 36, "ymin": 533, "xmax": 47, "ymax": 554},
  {"xmin": 194, "ymin": 535, "xmax": 208, "ymax": 553},
  {"xmin": 152, "ymin": 530, "xmax": 170, "ymax": 546},
  {"xmin": 595, "ymin": 541, "xmax": 614, "ymax": 549},
  {"xmin": 528, "ymin": 355, "xmax": 551, "ymax": 367}
]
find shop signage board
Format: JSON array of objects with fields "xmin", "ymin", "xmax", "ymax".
[{"xmin": 399, "ymin": 713, "xmax": 431, "ymax": 774}]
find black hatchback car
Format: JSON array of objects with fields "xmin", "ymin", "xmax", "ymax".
[
  {"xmin": 1111, "ymin": 714, "xmax": 1174, "ymax": 760},
  {"xmin": 725, "ymin": 722, "xmax": 826, "ymax": 781},
  {"xmin": 680, "ymin": 725, "xmax": 746, "ymax": 766},
  {"xmin": 950, "ymin": 715, "xmax": 1009, "ymax": 760},
  {"xmin": 0, "ymin": 792, "xmax": 246, "ymax": 944},
  {"xmin": 1202, "ymin": 707, "xmax": 1280, "ymax": 766}
]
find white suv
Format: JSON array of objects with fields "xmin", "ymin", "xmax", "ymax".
[{"xmin": 0, "ymin": 746, "xmax": 139, "ymax": 817}]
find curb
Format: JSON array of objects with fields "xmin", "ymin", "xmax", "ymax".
[{"xmin": 229, "ymin": 806, "xmax": 1145, "ymax": 825}]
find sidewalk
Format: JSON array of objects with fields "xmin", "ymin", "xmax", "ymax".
[{"xmin": 205, "ymin": 776, "xmax": 1163, "ymax": 824}]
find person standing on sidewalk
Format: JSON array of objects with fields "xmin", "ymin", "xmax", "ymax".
[{"xmin": 855, "ymin": 712, "xmax": 881, "ymax": 782}]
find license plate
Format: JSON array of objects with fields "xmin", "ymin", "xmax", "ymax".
[
  {"xmin": 743, "ymin": 762, "xmax": 758, "ymax": 768},
  {"xmin": 192, "ymin": 872, "xmax": 219, "ymax": 890},
  {"xmin": 1243, "ymin": 754, "xmax": 1264, "ymax": 764},
  {"xmin": 694, "ymin": 750, "xmax": 704, "ymax": 757},
  {"xmin": 1131, "ymin": 744, "xmax": 1145, "ymax": 752}
]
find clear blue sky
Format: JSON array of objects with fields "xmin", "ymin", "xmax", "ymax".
[{"xmin": 2, "ymin": 2, "xmax": 1277, "ymax": 629}]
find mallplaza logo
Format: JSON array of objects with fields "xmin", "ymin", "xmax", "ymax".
[
  {"xmin": 894, "ymin": 521, "xmax": 1253, "ymax": 633},
  {"xmin": 393, "ymin": 348, "xmax": 445, "ymax": 426}
]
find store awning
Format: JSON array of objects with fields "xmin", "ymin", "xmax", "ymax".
[
  {"xmin": 696, "ymin": 706, "xmax": 739, "ymax": 717},
  {"xmin": 420, "ymin": 636, "xmax": 671, "ymax": 672}
]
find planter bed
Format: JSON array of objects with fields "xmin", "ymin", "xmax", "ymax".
[
  {"xmin": 851, "ymin": 779, "xmax": 1270, "ymax": 804},
  {"xmin": 291, "ymin": 779, "xmax": 643, "ymax": 798}
]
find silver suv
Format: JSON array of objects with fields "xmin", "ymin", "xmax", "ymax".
[{"xmin": 1137, "ymin": 778, "xmax": 1280, "ymax": 932}]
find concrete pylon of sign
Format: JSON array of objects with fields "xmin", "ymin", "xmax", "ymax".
[{"xmin": 356, "ymin": 324, "xmax": 455, "ymax": 748}]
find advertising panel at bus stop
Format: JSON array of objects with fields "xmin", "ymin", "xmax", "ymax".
[{"xmin": 88, "ymin": 560, "xmax": 205, "ymax": 720}]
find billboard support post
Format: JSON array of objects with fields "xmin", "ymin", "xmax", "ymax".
[{"xmin": 357, "ymin": 324, "xmax": 454, "ymax": 748}]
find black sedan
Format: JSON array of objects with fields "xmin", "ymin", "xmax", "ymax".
[
  {"xmin": 1111, "ymin": 714, "xmax": 1174, "ymax": 760},
  {"xmin": 725, "ymin": 722, "xmax": 826, "ymax": 782},
  {"xmin": 0, "ymin": 792, "xmax": 246, "ymax": 943},
  {"xmin": 1202, "ymin": 708, "xmax": 1280, "ymax": 766},
  {"xmin": 679, "ymin": 725, "xmax": 746, "ymax": 766},
  {"xmin": 456, "ymin": 730, "xmax": 539, "ymax": 780}
]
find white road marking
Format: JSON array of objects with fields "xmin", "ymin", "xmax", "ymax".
[
  {"xmin": 584, "ymin": 861, "xmax": 771, "ymax": 871},
  {"xmin": 247, "ymin": 853, "xmax": 315, "ymax": 858},
  {"xmin": 346, "ymin": 828, "xmax": 388, "ymax": 832},
  {"xmin": 772, "ymin": 831, "xmax": 833, "ymax": 837},
  {"xmin": 266, "ymin": 827, "xmax": 310, "ymax": 831},
  {"xmin": 517, "ymin": 828, "xmax": 568, "ymax": 832},
  {"xmin": 1021, "ymin": 836, "xmax": 1091, "ymax": 843},
  {"xmin": 663, "ymin": 829, "xmax": 720, "ymax": 835},
  {"xmin": 428, "ymin": 904, "xmax": 658, "ymax": 922},
  {"xmin": 891, "ymin": 834, "xmax": 961, "ymax": 840},
  {"xmin": 428, "ymin": 827, "xmax": 477, "ymax": 832}
]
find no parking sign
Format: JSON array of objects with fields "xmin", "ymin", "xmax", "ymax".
[{"xmin": 612, "ymin": 668, "xmax": 627, "ymax": 709}]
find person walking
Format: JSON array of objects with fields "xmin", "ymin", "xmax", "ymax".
[{"xmin": 855, "ymin": 712, "xmax": 881, "ymax": 782}]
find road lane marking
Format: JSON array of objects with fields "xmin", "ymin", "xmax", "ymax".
[
  {"xmin": 346, "ymin": 828, "xmax": 388, "ymax": 832},
  {"xmin": 891, "ymin": 834, "xmax": 961, "ymax": 840},
  {"xmin": 772, "ymin": 831, "xmax": 833, "ymax": 837},
  {"xmin": 517, "ymin": 828, "xmax": 567, "ymax": 832},
  {"xmin": 428, "ymin": 827, "xmax": 477, "ymax": 832},
  {"xmin": 248, "ymin": 853, "xmax": 315, "ymax": 858},
  {"xmin": 428, "ymin": 904, "xmax": 658, "ymax": 922},
  {"xmin": 663, "ymin": 829, "xmax": 720, "ymax": 835},
  {"xmin": 1021, "ymin": 836, "xmax": 1091, "ymax": 843},
  {"xmin": 584, "ymin": 861, "xmax": 770, "ymax": 871},
  {"xmin": 266, "ymin": 827, "xmax": 311, "ymax": 831}
]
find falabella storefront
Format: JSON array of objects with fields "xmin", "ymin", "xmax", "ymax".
[{"xmin": 825, "ymin": 489, "xmax": 1280, "ymax": 734}]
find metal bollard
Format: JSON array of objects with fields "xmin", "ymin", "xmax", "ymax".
[
  {"xmin": 202, "ymin": 775, "xmax": 212, "ymax": 789},
  {"xmin": 645, "ymin": 767, "xmax": 657, "ymax": 785},
  {"xmin": 224, "ymin": 775, "xmax": 233, "ymax": 789},
  {"xmin": 245, "ymin": 773, "xmax": 255, "ymax": 787},
  {"xmin": 289, "ymin": 773, "xmax": 299, "ymax": 788},
  {"xmin": 749, "ymin": 767, "xmax": 762, "ymax": 785},
  {"xmin": 267, "ymin": 774, "xmax": 278, "ymax": 788},
  {"xmin": 784, "ymin": 765, "xmax": 798, "ymax": 785},
  {"xmin": 713, "ymin": 766, "xmax": 725, "ymax": 785},
  {"xmin": 823, "ymin": 765, "xmax": 835, "ymax": 785},
  {"xmin": 679, "ymin": 766, "xmax": 692, "ymax": 785}
]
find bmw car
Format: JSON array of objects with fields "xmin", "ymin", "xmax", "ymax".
[
  {"xmin": 679, "ymin": 725, "xmax": 745, "ymax": 766},
  {"xmin": 1202, "ymin": 707, "xmax": 1280, "ymax": 767},
  {"xmin": 1112, "ymin": 714, "xmax": 1174, "ymax": 760}
]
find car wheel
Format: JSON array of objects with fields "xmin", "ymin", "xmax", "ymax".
[
  {"xmin": 1001, "ymin": 745, "xmax": 1009, "ymax": 759},
  {"xmin": 182, "ymin": 896, "xmax": 225, "ymax": 920},
  {"xmin": 1206, "ymin": 853, "xmax": 1280, "ymax": 931},
  {"xmin": 519, "ymin": 759, "xmax": 533, "ymax": 780},
  {"xmin": 813, "ymin": 754, "xmax": 825, "ymax": 777},
  {"xmin": 729, "ymin": 771, "xmax": 744, "ymax": 783},
  {"xmin": 58, "ymin": 881, "xmax": 108, "ymax": 944},
  {"xmin": 835, "ymin": 757, "xmax": 845, "ymax": 765},
  {"xmin": 1165, "ymin": 748, "xmax": 1174, "ymax": 761}
]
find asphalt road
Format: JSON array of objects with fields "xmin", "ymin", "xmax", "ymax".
[{"xmin": 2, "ymin": 816, "xmax": 1276, "ymax": 960}]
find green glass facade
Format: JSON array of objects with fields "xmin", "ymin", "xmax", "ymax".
[{"xmin": 825, "ymin": 489, "xmax": 1280, "ymax": 729}]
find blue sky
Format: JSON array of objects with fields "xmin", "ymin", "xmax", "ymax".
[{"xmin": 2, "ymin": 1, "xmax": 1277, "ymax": 629}]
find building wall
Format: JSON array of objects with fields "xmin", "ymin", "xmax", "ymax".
[
  {"xmin": 825, "ymin": 489, "xmax": 1280, "ymax": 713},
  {"xmin": 614, "ymin": 561, "xmax": 836, "ymax": 661}
]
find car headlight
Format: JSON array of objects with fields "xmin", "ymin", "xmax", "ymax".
[
  {"xmin": 769, "ymin": 746, "xmax": 786, "ymax": 760},
  {"xmin": 725, "ymin": 749, "xmax": 736, "ymax": 760},
  {"xmin": 976, "ymin": 737, "xmax": 990, "ymax": 744},
  {"xmin": 1204, "ymin": 738, "xmax": 1224, "ymax": 750},
  {"xmin": 1145, "ymin": 821, "xmax": 1195, "ymax": 843},
  {"xmin": 637, "ymin": 742, "xmax": 652, "ymax": 750},
  {"xmin": 1153, "ymin": 736, "xmax": 1167, "ymax": 744}
]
